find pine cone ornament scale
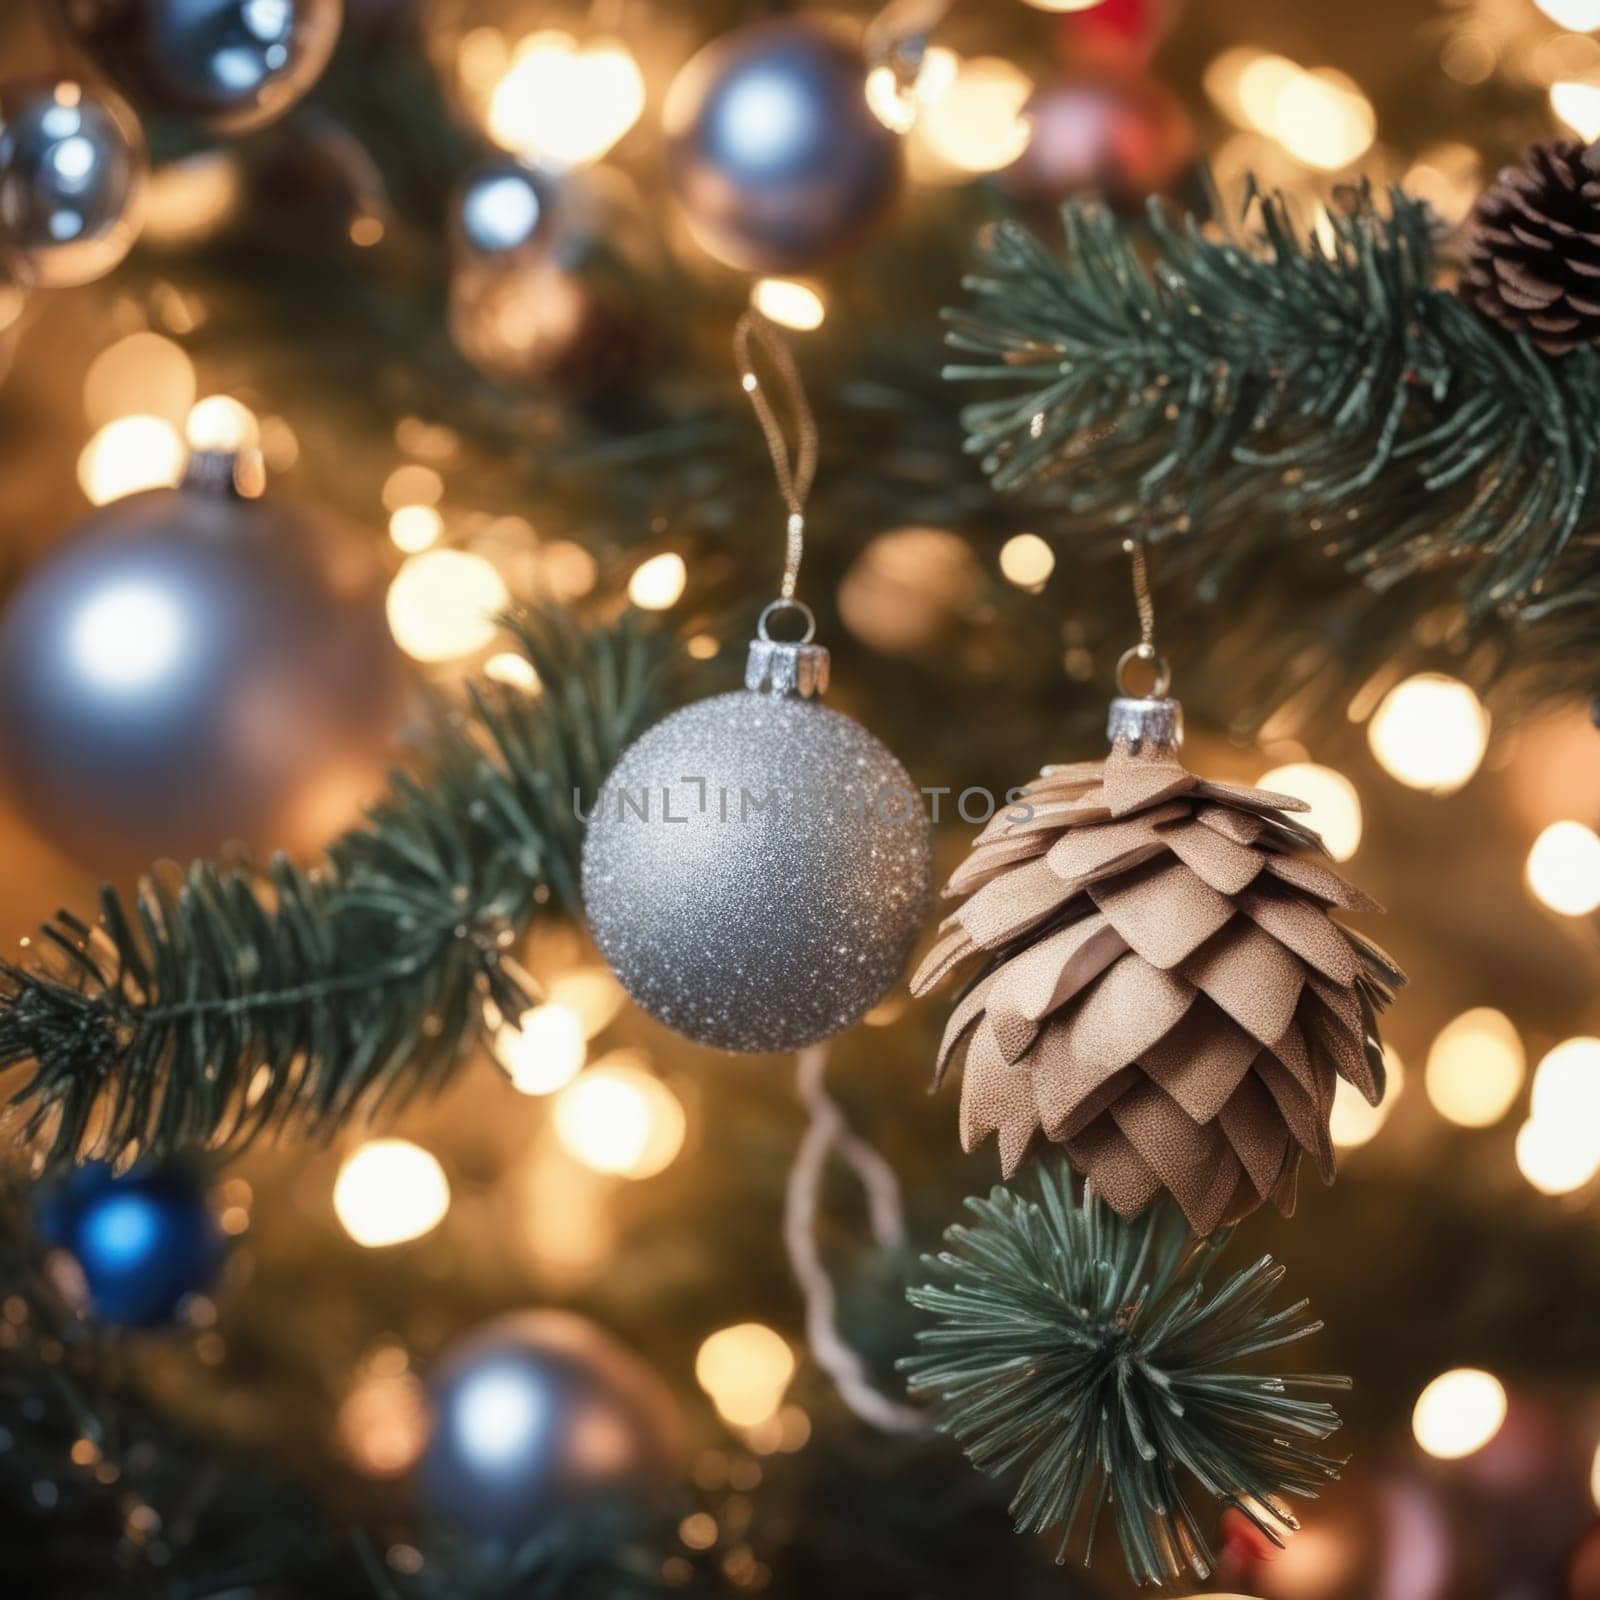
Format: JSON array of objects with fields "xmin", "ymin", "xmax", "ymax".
[
  {"xmin": 1462, "ymin": 137, "xmax": 1600, "ymax": 355},
  {"xmin": 912, "ymin": 717, "xmax": 1404, "ymax": 1235}
]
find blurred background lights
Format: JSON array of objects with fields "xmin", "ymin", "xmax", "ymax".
[
  {"xmin": 382, "ymin": 463, "xmax": 443, "ymax": 510},
  {"xmin": 553, "ymin": 1058, "xmax": 686, "ymax": 1178},
  {"xmin": 452, "ymin": 1360, "xmax": 546, "ymax": 1470},
  {"xmin": 1514, "ymin": 1115, "xmax": 1600, "ymax": 1195},
  {"xmin": 82, "ymin": 332, "xmax": 194, "ymax": 427},
  {"xmin": 1530, "ymin": 1036, "xmax": 1600, "ymax": 1124},
  {"xmin": 544, "ymin": 966, "xmax": 625, "ymax": 1039},
  {"xmin": 1257, "ymin": 763, "xmax": 1363, "ymax": 861},
  {"xmin": 389, "ymin": 504, "xmax": 443, "ymax": 554},
  {"xmin": 185, "ymin": 395, "xmax": 259, "ymax": 452},
  {"xmin": 998, "ymin": 532, "xmax": 1055, "ymax": 590},
  {"xmin": 338, "ymin": 1358, "xmax": 428, "ymax": 1476},
  {"xmin": 1205, "ymin": 50, "xmax": 1375, "ymax": 170},
  {"xmin": 866, "ymin": 44, "xmax": 959, "ymax": 135},
  {"xmin": 1367, "ymin": 673, "xmax": 1490, "ymax": 795},
  {"xmin": 1591, "ymin": 1438, "xmax": 1600, "ymax": 1510},
  {"xmin": 1329, "ymin": 1046, "xmax": 1402, "ymax": 1149},
  {"xmin": 695, "ymin": 1323, "xmax": 795, "ymax": 1428},
  {"xmin": 78, "ymin": 415, "xmax": 186, "ymax": 504},
  {"xmin": 1424, "ymin": 1008, "xmax": 1524, "ymax": 1128},
  {"xmin": 386, "ymin": 549, "xmax": 509, "ymax": 661},
  {"xmin": 487, "ymin": 33, "xmax": 644, "ymax": 169},
  {"xmin": 69, "ymin": 581, "xmax": 184, "ymax": 695},
  {"xmin": 1526, "ymin": 820, "xmax": 1600, "ymax": 916},
  {"xmin": 484, "ymin": 651, "xmax": 540, "ymax": 691},
  {"xmin": 1022, "ymin": 0, "xmax": 1108, "ymax": 9},
  {"xmin": 1550, "ymin": 79, "xmax": 1600, "ymax": 140},
  {"xmin": 1537, "ymin": 0, "xmax": 1600, "ymax": 30},
  {"xmin": 918, "ymin": 57, "xmax": 1033, "ymax": 176},
  {"xmin": 141, "ymin": 150, "xmax": 244, "ymax": 249},
  {"xmin": 333, "ymin": 1140, "xmax": 451, "ymax": 1247},
  {"xmin": 750, "ymin": 277, "xmax": 825, "ymax": 330},
  {"xmin": 493, "ymin": 1002, "xmax": 586, "ymax": 1096},
  {"xmin": 1412, "ymin": 1368, "xmax": 1507, "ymax": 1460},
  {"xmin": 627, "ymin": 551, "xmax": 687, "ymax": 611}
]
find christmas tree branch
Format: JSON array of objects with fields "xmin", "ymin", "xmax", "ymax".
[
  {"xmin": 0, "ymin": 610, "xmax": 671, "ymax": 1168},
  {"xmin": 949, "ymin": 183, "xmax": 1600, "ymax": 621}
]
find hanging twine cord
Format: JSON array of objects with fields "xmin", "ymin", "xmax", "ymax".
[
  {"xmin": 733, "ymin": 311, "xmax": 818, "ymax": 601},
  {"xmin": 783, "ymin": 1044, "xmax": 930, "ymax": 1436}
]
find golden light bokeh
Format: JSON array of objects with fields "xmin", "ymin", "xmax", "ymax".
[
  {"xmin": 338, "ymin": 1360, "xmax": 429, "ymax": 1476},
  {"xmin": 1538, "ymin": 0, "xmax": 1600, "ymax": 31},
  {"xmin": 545, "ymin": 966, "xmax": 626, "ymax": 1040},
  {"xmin": 1514, "ymin": 1116, "xmax": 1600, "ymax": 1196},
  {"xmin": 917, "ymin": 56, "xmax": 1034, "ymax": 177},
  {"xmin": 750, "ymin": 277, "xmax": 826, "ymax": 331},
  {"xmin": 386, "ymin": 549, "xmax": 509, "ymax": 661},
  {"xmin": 487, "ymin": 32, "xmax": 645, "ymax": 169},
  {"xmin": 695, "ymin": 1323, "xmax": 796, "ymax": 1428},
  {"xmin": 553, "ymin": 1058, "xmax": 686, "ymax": 1178},
  {"xmin": 493, "ymin": 1002, "xmax": 586, "ymax": 1096},
  {"xmin": 1256, "ymin": 762, "xmax": 1363, "ymax": 862},
  {"xmin": 1424, "ymin": 1008, "xmax": 1524, "ymax": 1129},
  {"xmin": 627, "ymin": 551, "xmax": 687, "ymax": 611},
  {"xmin": 998, "ymin": 532, "xmax": 1055, "ymax": 590},
  {"xmin": 83, "ymin": 333, "xmax": 195, "ymax": 427},
  {"xmin": 389, "ymin": 505, "xmax": 443, "ymax": 554},
  {"xmin": 1329, "ymin": 1046, "xmax": 1403, "ymax": 1149},
  {"xmin": 1526, "ymin": 820, "xmax": 1600, "ymax": 917},
  {"xmin": 186, "ymin": 395, "xmax": 259, "ymax": 453},
  {"xmin": 1206, "ymin": 49, "xmax": 1374, "ymax": 171},
  {"xmin": 1530, "ymin": 1037, "xmax": 1600, "ymax": 1125},
  {"xmin": 484, "ymin": 651, "xmax": 541, "ymax": 691},
  {"xmin": 1412, "ymin": 1368, "xmax": 1507, "ymax": 1460},
  {"xmin": 333, "ymin": 1140, "xmax": 451, "ymax": 1248},
  {"xmin": 78, "ymin": 416, "xmax": 186, "ymax": 505},
  {"xmin": 1551, "ymin": 79, "xmax": 1600, "ymax": 139},
  {"xmin": 1367, "ymin": 673, "xmax": 1490, "ymax": 795}
]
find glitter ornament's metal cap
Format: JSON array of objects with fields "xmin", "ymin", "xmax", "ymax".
[
  {"xmin": 1107, "ymin": 695, "xmax": 1183, "ymax": 753},
  {"xmin": 745, "ymin": 598, "xmax": 830, "ymax": 699}
]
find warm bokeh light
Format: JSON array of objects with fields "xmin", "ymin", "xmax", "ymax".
[
  {"xmin": 627, "ymin": 552, "xmax": 687, "ymax": 611},
  {"xmin": 487, "ymin": 32, "xmax": 644, "ymax": 169},
  {"xmin": 1515, "ymin": 1116, "xmax": 1600, "ymax": 1195},
  {"xmin": 389, "ymin": 505, "xmax": 443, "ymax": 554},
  {"xmin": 484, "ymin": 651, "xmax": 540, "ymax": 691},
  {"xmin": 539, "ymin": 540, "xmax": 599, "ymax": 601},
  {"xmin": 78, "ymin": 416, "xmax": 187, "ymax": 504},
  {"xmin": 919, "ymin": 57, "xmax": 1033, "ymax": 175},
  {"xmin": 1526, "ymin": 820, "xmax": 1600, "ymax": 916},
  {"xmin": 141, "ymin": 150, "xmax": 245, "ymax": 248},
  {"xmin": 83, "ymin": 333, "xmax": 195, "ymax": 427},
  {"xmin": 1367, "ymin": 673, "xmax": 1490, "ymax": 795},
  {"xmin": 1412, "ymin": 1368, "xmax": 1507, "ymax": 1460},
  {"xmin": 545, "ymin": 966, "xmax": 625, "ymax": 1040},
  {"xmin": 1205, "ymin": 50, "xmax": 1374, "ymax": 171},
  {"xmin": 998, "ymin": 532, "xmax": 1055, "ymax": 590},
  {"xmin": 1330, "ymin": 1047, "xmax": 1403, "ymax": 1149},
  {"xmin": 338, "ymin": 1359, "xmax": 429, "ymax": 1476},
  {"xmin": 1551, "ymin": 79, "xmax": 1600, "ymax": 140},
  {"xmin": 695, "ymin": 1323, "xmax": 796, "ymax": 1428},
  {"xmin": 866, "ymin": 45, "xmax": 959, "ymax": 135},
  {"xmin": 186, "ymin": 395, "xmax": 259, "ymax": 452},
  {"xmin": 1424, "ymin": 1009, "xmax": 1524, "ymax": 1129},
  {"xmin": 1531, "ymin": 1037, "xmax": 1600, "ymax": 1125},
  {"xmin": 493, "ymin": 1002, "xmax": 586, "ymax": 1096},
  {"xmin": 1591, "ymin": 1437, "xmax": 1600, "ymax": 1510},
  {"xmin": 1257, "ymin": 763, "xmax": 1363, "ymax": 862},
  {"xmin": 1539, "ymin": 0, "xmax": 1600, "ymax": 31},
  {"xmin": 1021, "ymin": 0, "xmax": 1106, "ymax": 9},
  {"xmin": 751, "ymin": 277, "xmax": 826, "ymax": 331},
  {"xmin": 333, "ymin": 1140, "xmax": 451, "ymax": 1248},
  {"xmin": 383, "ymin": 464, "xmax": 444, "ymax": 510},
  {"xmin": 386, "ymin": 549, "xmax": 509, "ymax": 661},
  {"xmin": 553, "ymin": 1059, "xmax": 686, "ymax": 1178}
]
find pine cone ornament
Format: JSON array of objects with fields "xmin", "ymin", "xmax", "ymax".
[
  {"xmin": 1462, "ymin": 138, "xmax": 1600, "ymax": 356},
  {"xmin": 912, "ymin": 705, "xmax": 1404, "ymax": 1235}
]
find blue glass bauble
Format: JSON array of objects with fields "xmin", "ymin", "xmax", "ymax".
[
  {"xmin": 0, "ymin": 452, "xmax": 406, "ymax": 876},
  {"xmin": 35, "ymin": 1162, "xmax": 224, "ymax": 1327},
  {"xmin": 0, "ymin": 77, "xmax": 145, "ymax": 288},
  {"xmin": 45, "ymin": 0, "xmax": 343, "ymax": 135},
  {"xmin": 419, "ymin": 1311, "xmax": 682, "ymax": 1538},
  {"xmin": 665, "ymin": 19, "xmax": 900, "ymax": 273}
]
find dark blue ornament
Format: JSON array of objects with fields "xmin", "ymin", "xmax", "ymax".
[
  {"xmin": 665, "ymin": 19, "xmax": 900, "ymax": 273},
  {"xmin": 0, "ymin": 77, "xmax": 145, "ymax": 288},
  {"xmin": 45, "ymin": 0, "xmax": 343, "ymax": 135},
  {"xmin": 35, "ymin": 1162, "xmax": 224, "ymax": 1327},
  {"xmin": 419, "ymin": 1311, "xmax": 682, "ymax": 1539}
]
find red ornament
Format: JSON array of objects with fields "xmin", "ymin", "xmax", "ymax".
[
  {"xmin": 1058, "ymin": 0, "xmax": 1184, "ymax": 72},
  {"xmin": 1215, "ymin": 1505, "xmax": 1283, "ymax": 1585},
  {"xmin": 1001, "ymin": 68, "xmax": 1194, "ymax": 216}
]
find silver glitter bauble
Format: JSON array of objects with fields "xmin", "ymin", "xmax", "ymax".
[{"xmin": 582, "ymin": 617, "xmax": 932, "ymax": 1052}]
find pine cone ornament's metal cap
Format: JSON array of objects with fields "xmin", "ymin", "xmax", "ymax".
[
  {"xmin": 1106, "ymin": 695, "xmax": 1183, "ymax": 754},
  {"xmin": 1461, "ymin": 138, "xmax": 1600, "ymax": 356}
]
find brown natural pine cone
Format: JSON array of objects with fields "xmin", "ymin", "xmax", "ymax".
[
  {"xmin": 1461, "ymin": 137, "xmax": 1600, "ymax": 356},
  {"xmin": 911, "ymin": 740, "xmax": 1405, "ymax": 1235}
]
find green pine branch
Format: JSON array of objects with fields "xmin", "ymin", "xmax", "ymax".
[
  {"xmin": 900, "ymin": 1160, "xmax": 1346, "ymax": 1587},
  {"xmin": 0, "ymin": 609, "xmax": 672, "ymax": 1168},
  {"xmin": 948, "ymin": 182, "xmax": 1600, "ymax": 618}
]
